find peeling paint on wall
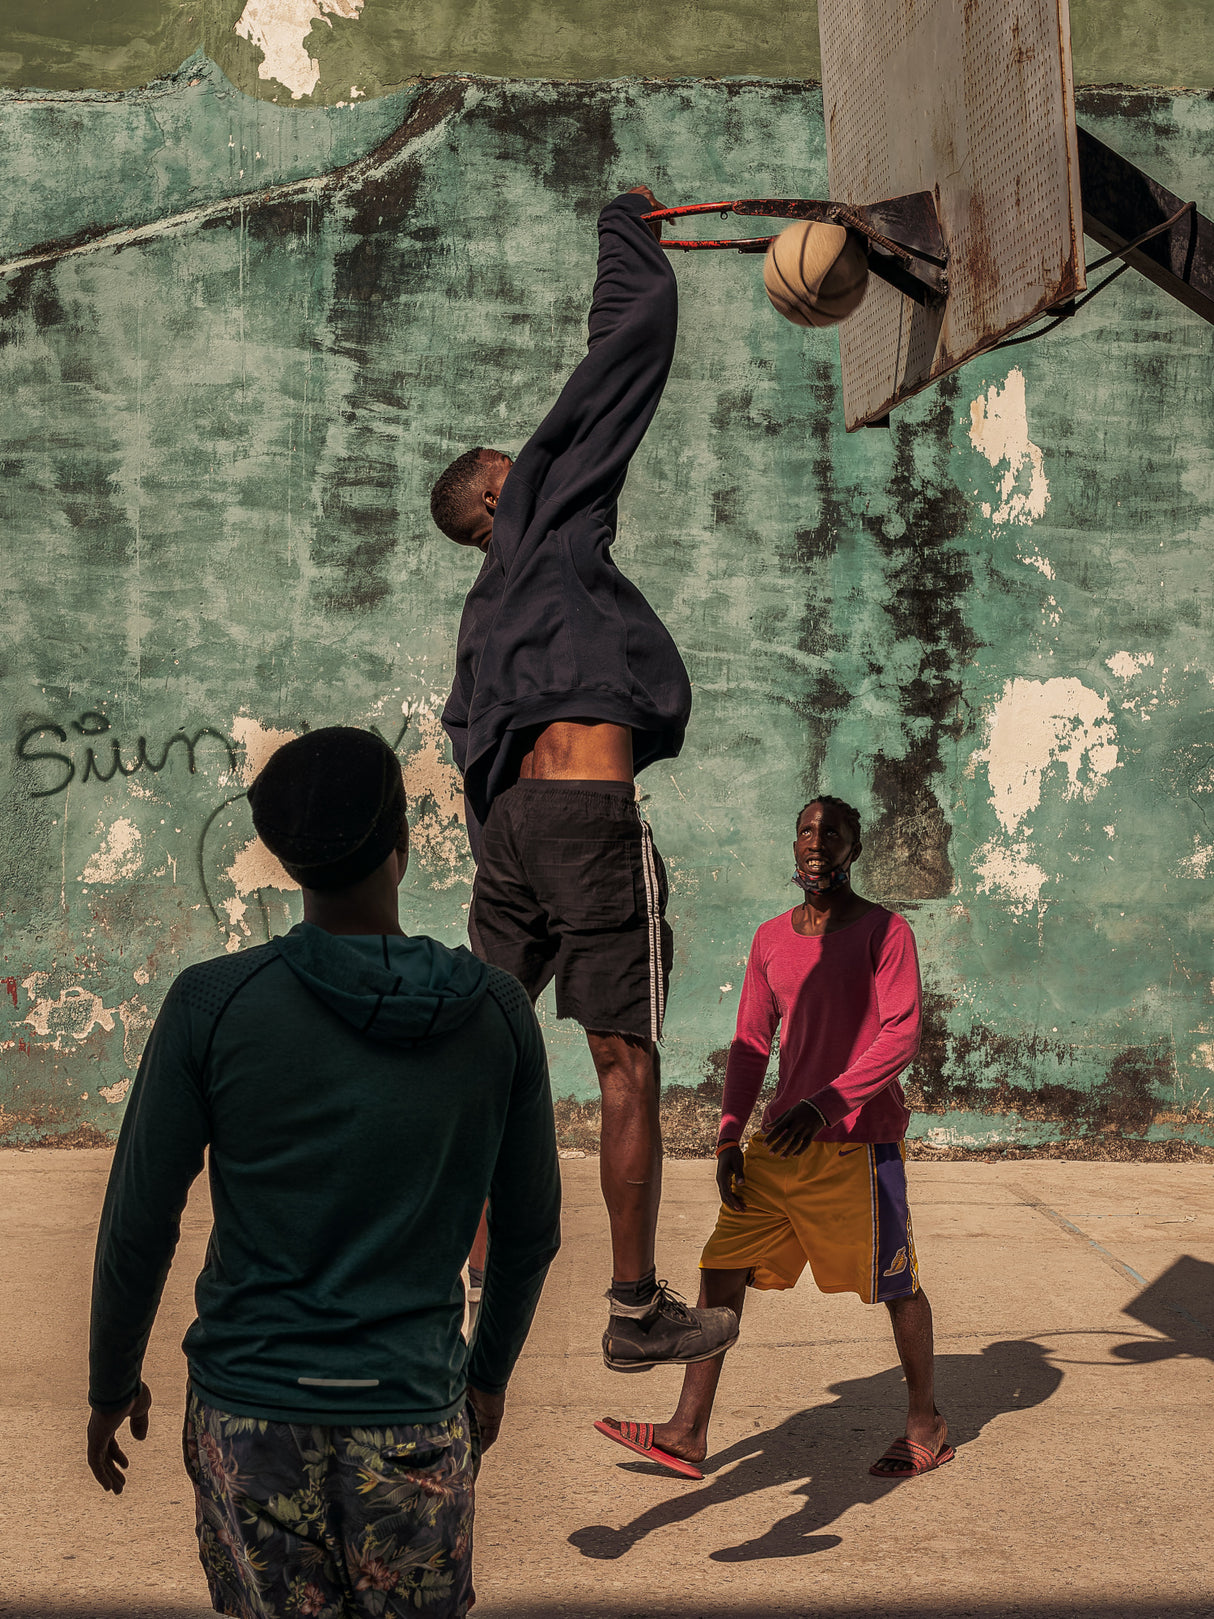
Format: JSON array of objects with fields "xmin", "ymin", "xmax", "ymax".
[
  {"xmin": 971, "ymin": 838, "xmax": 1050, "ymax": 915},
  {"xmin": 235, "ymin": 0, "xmax": 367, "ymax": 100},
  {"xmin": 400, "ymin": 707, "xmax": 467, "ymax": 884},
  {"xmin": 973, "ymin": 678, "xmax": 1121, "ymax": 835},
  {"xmin": 968, "ymin": 368, "xmax": 1050, "ymax": 527},
  {"xmin": 80, "ymin": 818, "xmax": 144, "ymax": 884},
  {"xmin": 1106, "ymin": 650, "xmax": 1155, "ymax": 681},
  {"xmin": 23, "ymin": 985, "xmax": 116, "ymax": 1045},
  {"xmin": 231, "ymin": 717, "xmax": 303, "ymax": 787},
  {"xmin": 1, "ymin": 70, "xmax": 1212, "ymax": 1146}
]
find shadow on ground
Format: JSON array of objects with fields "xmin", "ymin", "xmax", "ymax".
[
  {"xmin": 571, "ymin": 1337, "xmax": 1061, "ymax": 1563},
  {"xmin": 1115, "ymin": 1254, "xmax": 1214, "ymax": 1361}
]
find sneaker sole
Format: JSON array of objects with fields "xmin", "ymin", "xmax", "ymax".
[{"xmin": 602, "ymin": 1330, "xmax": 740, "ymax": 1373}]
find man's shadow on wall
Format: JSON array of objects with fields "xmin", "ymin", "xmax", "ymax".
[{"xmin": 570, "ymin": 1337, "xmax": 1062, "ymax": 1563}]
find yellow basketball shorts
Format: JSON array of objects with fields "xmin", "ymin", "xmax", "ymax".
[{"xmin": 701, "ymin": 1135, "xmax": 920, "ymax": 1304}]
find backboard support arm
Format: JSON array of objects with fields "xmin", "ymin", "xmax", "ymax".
[{"xmin": 1077, "ymin": 128, "xmax": 1214, "ymax": 325}]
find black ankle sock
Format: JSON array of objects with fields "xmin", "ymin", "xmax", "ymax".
[{"xmin": 610, "ymin": 1268, "xmax": 658, "ymax": 1307}]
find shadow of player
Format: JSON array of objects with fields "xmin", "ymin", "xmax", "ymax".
[{"xmin": 570, "ymin": 1338, "xmax": 1062, "ymax": 1563}]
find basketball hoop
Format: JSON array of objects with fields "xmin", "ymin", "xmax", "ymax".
[{"xmin": 642, "ymin": 196, "xmax": 949, "ymax": 307}]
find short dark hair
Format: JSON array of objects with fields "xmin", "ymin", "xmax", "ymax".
[
  {"xmin": 798, "ymin": 795, "xmax": 862, "ymax": 843},
  {"xmin": 430, "ymin": 447, "xmax": 496, "ymax": 543}
]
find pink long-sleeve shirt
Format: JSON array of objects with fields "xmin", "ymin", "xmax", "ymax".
[{"xmin": 719, "ymin": 906, "xmax": 921, "ymax": 1145}]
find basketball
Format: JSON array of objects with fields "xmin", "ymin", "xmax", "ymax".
[{"xmin": 763, "ymin": 221, "xmax": 869, "ymax": 328}]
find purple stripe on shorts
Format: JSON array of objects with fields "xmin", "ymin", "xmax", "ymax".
[{"xmin": 872, "ymin": 1143, "xmax": 916, "ymax": 1302}]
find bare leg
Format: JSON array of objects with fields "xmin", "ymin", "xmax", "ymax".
[
  {"xmin": 468, "ymin": 1204, "xmax": 489, "ymax": 1275},
  {"xmin": 886, "ymin": 1290, "xmax": 947, "ymax": 1454},
  {"xmin": 643, "ymin": 1268, "xmax": 750, "ymax": 1464},
  {"xmin": 586, "ymin": 1031, "xmax": 662, "ymax": 1283}
]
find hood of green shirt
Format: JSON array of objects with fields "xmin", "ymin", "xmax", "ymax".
[{"xmin": 271, "ymin": 923, "xmax": 491, "ymax": 1044}]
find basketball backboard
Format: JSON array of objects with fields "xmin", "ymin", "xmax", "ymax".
[{"xmin": 819, "ymin": 0, "xmax": 1087, "ymax": 429}]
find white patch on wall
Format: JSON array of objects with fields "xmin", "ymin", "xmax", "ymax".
[
  {"xmin": 98, "ymin": 1079, "xmax": 131, "ymax": 1106},
  {"xmin": 226, "ymin": 838, "xmax": 301, "ymax": 897},
  {"xmin": 223, "ymin": 895, "xmax": 251, "ymax": 934},
  {"xmin": 972, "ymin": 677, "xmax": 1120, "ymax": 834},
  {"xmin": 221, "ymin": 840, "xmax": 300, "ymax": 952},
  {"xmin": 118, "ymin": 997, "xmax": 155, "ymax": 1070},
  {"xmin": 81, "ymin": 818, "xmax": 143, "ymax": 883},
  {"xmin": 968, "ymin": 368, "xmax": 1049, "ymax": 526},
  {"xmin": 234, "ymin": 0, "xmax": 365, "ymax": 100},
  {"xmin": 1106, "ymin": 650, "xmax": 1155, "ymax": 681},
  {"xmin": 972, "ymin": 838, "xmax": 1050, "ymax": 913},
  {"xmin": 231, "ymin": 716, "xmax": 301, "ymax": 787},
  {"xmin": 24, "ymin": 987, "xmax": 116, "ymax": 1046},
  {"xmin": 402, "ymin": 706, "xmax": 470, "ymax": 886},
  {"xmin": 1177, "ymin": 840, "xmax": 1214, "ymax": 879}
]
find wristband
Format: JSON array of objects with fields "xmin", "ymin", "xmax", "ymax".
[{"xmin": 715, "ymin": 1139, "xmax": 741, "ymax": 1157}]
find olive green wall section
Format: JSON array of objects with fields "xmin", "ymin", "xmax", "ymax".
[
  {"xmin": 0, "ymin": 1, "xmax": 1211, "ymax": 100},
  {"xmin": 2, "ymin": 67, "xmax": 1212, "ymax": 1146}
]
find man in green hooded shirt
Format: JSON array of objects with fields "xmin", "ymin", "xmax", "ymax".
[{"xmin": 86, "ymin": 726, "xmax": 561, "ymax": 1619}]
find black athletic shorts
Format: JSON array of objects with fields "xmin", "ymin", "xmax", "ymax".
[{"xmin": 467, "ymin": 779, "xmax": 672, "ymax": 1042}]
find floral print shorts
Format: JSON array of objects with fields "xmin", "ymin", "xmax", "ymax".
[{"xmin": 183, "ymin": 1384, "xmax": 480, "ymax": 1618}]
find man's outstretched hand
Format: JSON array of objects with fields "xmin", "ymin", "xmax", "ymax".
[
  {"xmin": 628, "ymin": 185, "xmax": 665, "ymax": 242},
  {"xmin": 87, "ymin": 1381, "xmax": 152, "ymax": 1493}
]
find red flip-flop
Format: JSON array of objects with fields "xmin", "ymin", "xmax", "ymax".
[
  {"xmin": 594, "ymin": 1418, "xmax": 704, "ymax": 1480},
  {"xmin": 868, "ymin": 1435, "xmax": 956, "ymax": 1478}
]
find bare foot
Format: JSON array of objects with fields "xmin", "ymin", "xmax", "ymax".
[
  {"xmin": 649, "ymin": 1421, "xmax": 707, "ymax": 1465},
  {"xmin": 905, "ymin": 1410, "xmax": 948, "ymax": 1457},
  {"xmin": 869, "ymin": 1411, "xmax": 952, "ymax": 1477}
]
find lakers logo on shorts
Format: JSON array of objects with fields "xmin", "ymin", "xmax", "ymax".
[{"xmin": 882, "ymin": 1245, "xmax": 908, "ymax": 1278}]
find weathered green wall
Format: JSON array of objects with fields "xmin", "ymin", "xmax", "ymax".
[
  {"xmin": 2, "ymin": 61, "xmax": 1212, "ymax": 1147},
  {"xmin": 1, "ymin": 0, "xmax": 1211, "ymax": 98}
]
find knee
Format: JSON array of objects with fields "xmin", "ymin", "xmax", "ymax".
[
  {"xmin": 886, "ymin": 1288, "xmax": 930, "ymax": 1318},
  {"xmin": 588, "ymin": 1032, "xmax": 655, "ymax": 1094}
]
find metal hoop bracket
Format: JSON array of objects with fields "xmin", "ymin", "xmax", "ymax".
[{"xmin": 642, "ymin": 195, "xmax": 950, "ymax": 305}]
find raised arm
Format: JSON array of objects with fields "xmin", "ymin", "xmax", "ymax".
[{"xmin": 491, "ymin": 187, "xmax": 678, "ymax": 563}]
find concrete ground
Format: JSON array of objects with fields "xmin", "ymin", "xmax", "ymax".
[{"xmin": 2, "ymin": 1150, "xmax": 1212, "ymax": 1619}]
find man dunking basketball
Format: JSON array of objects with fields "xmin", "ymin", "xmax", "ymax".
[{"xmin": 433, "ymin": 186, "xmax": 738, "ymax": 1372}]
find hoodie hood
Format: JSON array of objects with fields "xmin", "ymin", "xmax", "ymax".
[{"xmin": 272, "ymin": 923, "xmax": 490, "ymax": 1044}]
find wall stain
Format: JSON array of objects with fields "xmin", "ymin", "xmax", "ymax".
[
  {"xmin": 909, "ymin": 990, "xmax": 1182, "ymax": 1138},
  {"xmin": 484, "ymin": 82, "xmax": 621, "ymax": 217},
  {"xmin": 865, "ymin": 375, "xmax": 978, "ymax": 899},
  {"xmin": 303, "ymin": 82, "xmax": 472, "ymax": 614}
]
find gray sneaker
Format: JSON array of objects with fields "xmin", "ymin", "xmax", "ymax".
[{"xmin": 602, "ymin": 1282, "xmax": 739, "ymax": 1372}]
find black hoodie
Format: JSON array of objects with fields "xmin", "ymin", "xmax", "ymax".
[
  {"xmin": 442, "ymin": 191, "xmax": 692, "ymax": 854},
  {"xmin": 90, "ymin": 926, "xmax": 561, "ymax": 1425}
]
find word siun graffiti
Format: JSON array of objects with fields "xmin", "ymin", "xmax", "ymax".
[
  {"xmin": 15, "ymin": 713, "xmax": 411, "ymax": 799},
  {"xmin": 17, "ymin": 713, "xmax": 237, "ymax": 798}
]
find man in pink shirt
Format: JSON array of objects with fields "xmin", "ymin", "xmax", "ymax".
[{"xmin": 595, "ymin": 795, "xmax": 951, "ymax": 1481}]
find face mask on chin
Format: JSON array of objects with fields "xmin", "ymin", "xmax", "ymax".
[{"xmin": 792, "ymin": 862, "xmax": 851, "ymax": 896}]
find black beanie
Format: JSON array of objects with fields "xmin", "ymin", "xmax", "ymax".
[{"xmin": 247, "ymin": 726, "xmax": 407, "ymax": 892}]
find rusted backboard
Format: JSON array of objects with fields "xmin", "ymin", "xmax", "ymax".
[{"xmin": 820, "ymin": 0, "xmax": 1087, "ymax": 429}]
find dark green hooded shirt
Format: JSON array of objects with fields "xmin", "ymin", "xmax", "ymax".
[{"xmin": 89, "ymin": 924, "xmax": 561, "ymax": 1425}]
